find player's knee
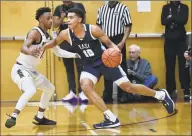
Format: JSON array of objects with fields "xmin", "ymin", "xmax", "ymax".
[
  {"xmin": 120, "ymin": 82, "xmax": 134, "ymax": 93},
  {"xmin": 21, "ymin": 78, "xmax": 36, "ymax": 97},
  {"xmin": 48, "ymin": 83, "xmax": 55, "ymax": 93},
  {"xmin": 24, "ymin": 87, "xmax": 36, "ymax": 99},
  {"xmin": 80, "ymin": 80, "xmax": 93, "ymax": 94}
]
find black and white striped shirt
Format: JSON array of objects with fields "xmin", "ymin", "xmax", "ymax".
[{"xmin": 96, "ymin": 2, "xmax": 132, "ymax": 37}]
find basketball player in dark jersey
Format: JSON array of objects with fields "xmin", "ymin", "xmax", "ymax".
[{"xmin": 42, "ymin": 8, "xmax": 175, "ymax": 129}]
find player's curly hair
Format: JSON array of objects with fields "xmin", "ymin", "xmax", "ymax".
[{"xmin": 35, "ymin": 7, "xmax": 51, "ymax": 21}]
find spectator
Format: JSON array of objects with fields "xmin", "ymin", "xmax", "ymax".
[
  {"xmin": 120, "ymin": 44, "xmax": 158, "ymax": 103},
  {"xmin": 53, "ymin": 0, "xmax": 88, "ymax": 104},
  {"xmin": 161, "ymin": 0, "xmax": 190, "ymax": 101},
  {"xmin": 96, "ymin": 1, "xmax": 132, "ymax": 103},
  {"xmin": 184, "ymin": 48, "xmax": 191, "ymax": 67}
]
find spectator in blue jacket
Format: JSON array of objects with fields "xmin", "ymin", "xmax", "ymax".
[{"xmin": 120, "ymin": 44, "xmax": 158, "ymax": 103}]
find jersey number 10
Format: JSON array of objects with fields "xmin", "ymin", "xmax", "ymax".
[{"xmin": 83, "ymin": 49, "xmax": 94, "ymax": 57}]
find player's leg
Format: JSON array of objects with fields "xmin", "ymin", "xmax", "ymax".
[
  {"xmin": 80, "ymin": 68, "xmax": 120, "ymax": 129},
  {"xmin": 75, "ymin": 58, "xmax": 88, "ymax": 104},
  {"xmin": 5, "ymin": 65, "xmax": 36, "ymax": 128},
  {"xmin": 119, "ymin": 81, "xmax": 174, "ymax": 114},
  {"xmin": 114, "ymin": 67, "xmax": 175, "ymax": 114},
  {"xmin": 33, "ymin": 74, "xmax": 56, "ymax": 125}
]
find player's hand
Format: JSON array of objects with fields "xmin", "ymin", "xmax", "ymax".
[
  {"xmin": 29, "ymin": 46, "xmax": 41, "ymax": 58},
  {"xmin": 113, "ymin": 46, "xmax": 121, "ymax": 53},
  {"xmin": 75, "ymin": 53, "xmax": 81, "ymax": 59},
  {"xmin": 40, "ymin": 45, "xmax": 46, "ymax": 52},
  {"xmin": 184, "ymin": 51, "xmax": 191, "ymax": 61},
  {"xmin": 127, "ymin": 69, "xmax": 135, "ymax": 76}
]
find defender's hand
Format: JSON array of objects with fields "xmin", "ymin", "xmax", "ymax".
[{"xmin": 29, "ymin": 46, "xmax": 41, "ymax": 58}]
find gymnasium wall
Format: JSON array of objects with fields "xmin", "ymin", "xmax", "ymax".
[{"xmin": 1, "ymin": 1, "xmax": 191, "ymax": 101}]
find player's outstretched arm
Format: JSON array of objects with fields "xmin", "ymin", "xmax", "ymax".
[
  {"xmin": 51, "ymin": 46, "xmax": 80, "ymax": 58},
  {"xmin": 43, "ymin": 29, "xmax": 69, "ymax": 50},
  {"xmin": 21, "ymin": 30, "xmax": 40, "ymax": 58},
  {"xmin": 91, "ymin": 25, "xmax": 120, "ymax": 51}
]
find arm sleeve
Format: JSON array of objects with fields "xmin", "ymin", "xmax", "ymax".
[
  {"xmin": 134, "ymin": 63, "xmax": 152, "ymax": 82},
  {"xmin": 174, "ymin": 5, "xmax": 188, "ymax": 25},
  {"xmin": 161, "ymin": 5, "xmax": 174, "ymax": 26},
  {"xmin": 51, "ymin": 46, "xmax": 77, "ymax": 58},
  {"xmin": 123, "ymin": 7, "xmax": 132, "ymax": 26}
]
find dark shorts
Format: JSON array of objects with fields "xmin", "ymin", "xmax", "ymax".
[{"xmin": 80, "ymin": 62, "xmax": 129, "ymax": 85}]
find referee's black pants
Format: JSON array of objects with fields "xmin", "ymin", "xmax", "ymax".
[
  {"xmin": 102, "ymin": 34, "xmax": 128, "ymax": 101},
  {"xmin": 60, "ymin": 41, "xmax": 83, "ymax": 94},
  {"xmin": 164, "ymin": 38, "xmax": 190, "ymax": 96}
]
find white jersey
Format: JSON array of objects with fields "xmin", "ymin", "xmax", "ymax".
[{"xmin": 16, "ymin": 27, "xmax": 50, "ymax": 69}]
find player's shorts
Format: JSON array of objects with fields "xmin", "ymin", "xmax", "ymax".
[
  {"xmin": 80, "ymin": 63, "xmax": 129, "ymax": 85},
  {"xmin": 11, "ymin": 63, "xmax": 54, "ymax": 91}
]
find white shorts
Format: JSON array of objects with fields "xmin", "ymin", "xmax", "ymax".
[{"xmin": 11, "ymin": 64, "xmax": 54, "ymax": 91}]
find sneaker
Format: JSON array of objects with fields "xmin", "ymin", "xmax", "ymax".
[
  {"xmin": 184, "ymin": 90, "xmax": 190, "ymax": 102},
  {"xmin": 32, "ymin": 116, "xmax": 57, "ymax": 125},
  {"xmin": 79, "ymin": 92, "xmax": 88, "ymax": 104},
  {"xmin": 93, "ymin": 115, "xmax": 120, "ymax": 129},
  {"xmin": 160, "ymin": 89, "xmax": 175, "ymax": 114},
  {"xmin": 171, "ymin": 90, "xmax": 178, "ymax": 102},
  {"xmin": 5, "ymin": 114, "xmax": 16, "ymax": 128},
  {"xmin": 62, "ymin": 91, "xmax": 77, "ymax": 105}
]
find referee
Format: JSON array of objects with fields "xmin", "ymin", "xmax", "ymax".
[{"xmin": 96, "ymin": 1, "xmax": 132, "ymax": 103}]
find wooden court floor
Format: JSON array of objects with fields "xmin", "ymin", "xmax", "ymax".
[{"xmin": 1, "ymin": 101, "xmax": 191, "ymax": 135}]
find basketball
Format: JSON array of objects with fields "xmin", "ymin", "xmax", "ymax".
[{"xmin": 102, "ymin": 48, "xmax": 122, "ymax": 68}]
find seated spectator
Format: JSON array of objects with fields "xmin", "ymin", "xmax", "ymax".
[{"xmin": 120, "ymin": 44, "xmax": 158, "ymax": 103}]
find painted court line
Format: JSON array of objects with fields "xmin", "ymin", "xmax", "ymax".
[{"xmin": 80, "ymin": 121, "xmax": 98, "ymax": 135}]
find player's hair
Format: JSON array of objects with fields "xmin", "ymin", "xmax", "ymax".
[
  {"xmin": 67, "ymin": 8, "xmax": 85, "ymax": 23},
  {"xmin": 35, "ymin": 7, "xmax": 51, "ymax": 21}
]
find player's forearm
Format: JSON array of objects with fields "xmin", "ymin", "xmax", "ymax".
[
  {"xmin": 105, "ymin": 41, "xmax": 117, "ymax": 48},
  {"xmin": 52, "ymin": 46, "xmax": 78, "ymax": 58}
]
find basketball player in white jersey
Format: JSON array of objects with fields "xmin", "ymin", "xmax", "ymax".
[{"xmin": 5, "ymin": 7, "xmax": 80, "ymax": 128}]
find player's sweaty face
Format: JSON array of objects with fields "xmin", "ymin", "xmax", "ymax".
[
  {"xmin": 42, "ymin": 12, "xmax": 52, "ymax": 29},
  {"xmin": 67, "ymin": 13, "xmax": 80, "ymax": 29}
]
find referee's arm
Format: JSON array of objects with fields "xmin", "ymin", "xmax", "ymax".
[
  {"xmin": 118, "ymin": 7, "xmax": 132, "ymax": 50},
  {"xmin": 96, "ymin": 7, "xmax": 102, "ymax": 28}
]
